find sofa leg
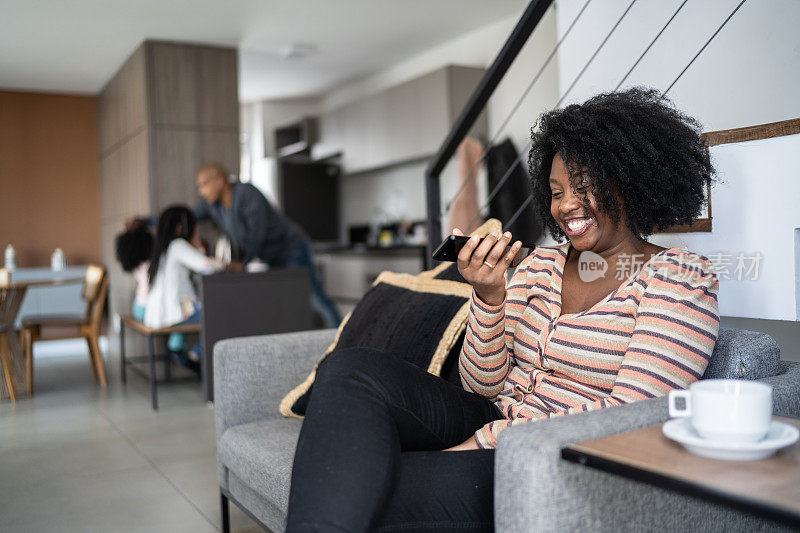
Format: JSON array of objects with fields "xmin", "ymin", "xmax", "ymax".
[{"xmin": 221, "ymin": 491, "xmax": 230, "ymax": 533}]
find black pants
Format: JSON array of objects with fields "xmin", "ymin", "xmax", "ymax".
[{"xmin": 286, "ymin": 348, "xmax": 505, "ymax": 532}]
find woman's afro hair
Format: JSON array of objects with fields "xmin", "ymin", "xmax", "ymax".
[
  {"xmin": 115, "ymin": 220, "xmax": 154, "ymax": 272},
  {"xmin": 528, "ymin": 87, "xmax": 715, "ymax": 241}
]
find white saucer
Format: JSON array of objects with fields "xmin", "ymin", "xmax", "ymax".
[{"xmin": 662, "ymin": 419, "xmax": 799, "ymax": 461}]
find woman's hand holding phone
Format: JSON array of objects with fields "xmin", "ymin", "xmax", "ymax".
[{"xmin": 453, "ymin": 228, "xmax": 521, "ymax": 307}]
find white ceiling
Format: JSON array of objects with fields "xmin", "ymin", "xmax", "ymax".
[{"xmin": 0, "ymin": 0, "xmax": 527, "ymax": 102}]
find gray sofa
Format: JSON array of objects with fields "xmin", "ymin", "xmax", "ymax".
[{"xmin": 214, "ymin": 327, "xmax": 800, "ymax": 532}]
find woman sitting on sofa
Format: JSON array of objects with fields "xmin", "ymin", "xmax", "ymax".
[{"xmin": 286, "ymin": 88, "xmax": 721, "ymax": 532}]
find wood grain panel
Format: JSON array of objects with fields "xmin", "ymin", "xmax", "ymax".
[
  {"xmin": 196, "ymin": 46, "xmax": 239, "ymax": 128},
  {"xmin": 566, "ymin": 418, "xmax": 800, "ymax": 518},
  {"xmin": 0, "ymin": 91, "xmax": 101, "ymax": 266},
  {"xmin": 703, "ymin": 118, "xmax": 800, "ymax": 147},
  {"xmin": 199, "ymin": 129, "xmax": 240, "ymax": 176},
  {"xmin": 129, "ymin": 130, "xmax": 150, "ymax": 217},
  {"xmin": 98, "ymin": 148, "xmax": 120, "ymax": 221},
  {"xmin": 152, "ymin": 128, "xmax": 202, "ymax": 211},
  {"xmin": 148, "ymin": 42, "xmax": 201, "ymax": 127},
  {"xmin": 122, "ymin": 46, "xmax": 147, "ymax": 140},
  {"xmin": 97, "ymin": 85, "xmax": 114, "ymax": 154},
  {"xmin": 118, "ymin": 130, "xmax": 150, "ymax": 217},
  {"xmin": 100, "ymin": 74, "xmax": 120, "ymax": 153},
  {"xmin": 97, "ymin": 40, "xmax": 238, "ymax": 349}
]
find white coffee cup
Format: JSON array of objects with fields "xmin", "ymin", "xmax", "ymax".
[{"xmin": 668, "ymin": 379, "xmax": 772, "ymax": 442}]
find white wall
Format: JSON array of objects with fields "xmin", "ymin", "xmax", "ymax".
[
  {"xmin": 701, "ymin": 134, "xmax": 800, "ymax": 321},
  {"xmin": 554, "ymin": 0, "xmax": 800, "ymax": 131},
  {"xmin": 550, "ymin": 0, "xmax": 800, "ymax": 321}
]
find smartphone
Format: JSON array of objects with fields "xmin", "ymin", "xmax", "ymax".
[{"xmin": 432, "ymin": 235, "xmax": 536, "ymax": 267}]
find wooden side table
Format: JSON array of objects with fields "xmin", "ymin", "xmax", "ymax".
[{"xmin": 562, "ymin": 416, "xmax": 800, "ymax": 528}]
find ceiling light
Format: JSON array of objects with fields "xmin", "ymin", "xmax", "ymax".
[{"xmin": 280, "ymin": 43, "xmax": 318, "ymax": 60}]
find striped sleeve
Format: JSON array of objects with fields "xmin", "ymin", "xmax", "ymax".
[
  {"xmin": 602, "ymin": 254, "xmax": 720, "ymax": 404},
  {"xmin": 459, "ymin": 256, "xmax": 532, "ymax": 398},
  {"xmin": 473, "ymin": 253, "xmax": 720, "ymax": 449}
]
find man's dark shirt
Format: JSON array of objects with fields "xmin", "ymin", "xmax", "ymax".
[{"xmin": 194, "ymin": 183, "xmax": 307, "ymax": 266}]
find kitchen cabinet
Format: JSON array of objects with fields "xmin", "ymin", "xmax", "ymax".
[{"xmin": 318, "ymin": 65, "xmax": 487, "ymax": 174}]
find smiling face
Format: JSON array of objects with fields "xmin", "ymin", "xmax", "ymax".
[{"xmin": 549, "ymin": 152, "xmax": 632, "ymax": 253}]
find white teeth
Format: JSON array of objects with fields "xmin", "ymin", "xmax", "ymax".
[
  {"xmin": 567, "ymin": 218, "xmax": 589, "ymax": 231},
  {"xmin": 567, "ymin": 220, "xmax": 586, "ymax": 231}
]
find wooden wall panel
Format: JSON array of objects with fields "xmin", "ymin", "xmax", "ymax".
[
  {"xmin": 200, "ymin": 130, "xmax": 241, "ymax": 176},
  {"xmin": 148, "ymin": 40, "xmax": 239, "ymax": 211},
  {"xmin": 97, "ymin": 82, "xmax": 115, "ymax": 155},
  {"xmin": 98, "ymin": 47, "xmax": 147, "ymax": 155},
  {"xmin": 127, "ymin": 130, "xmax": 150, "ymax": 217},
  {"xmin": 122, "ymin": 47, "xmax": 147, "ymax": 139},
  {"xmin": 197, "ymin": 46, "xmax": 239, "ymax": 128},
  {"xmin": 152, "ymin": 129, "xmax": 202, "ymax": 211},
  {"xmin": 98, "ymin": 149, "xmax": 119, "ymax": 221},
  {"xmin": 148, "ymin": 43, "xmax": 200, "ymax": 127},
  {"xmin": 98, "ymin": 43, "xmax": 149, "ymax": 354},
  {"xmin": 98, "ymin": 40, "xmax": 238, "ymax": 357},
  {"xmin": 118, "ymin": 130, "xmax": 149, "ymax": 218},
  {"xmin": 0, "ymin": 91, "xmax": 101, "ymax": 266}
]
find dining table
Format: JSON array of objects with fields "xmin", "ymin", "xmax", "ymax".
[{"xmin": 0, "ymin": 269, "xmax": 85, "ymax": 400}]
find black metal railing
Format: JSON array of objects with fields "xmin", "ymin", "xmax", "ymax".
[
  {"xmin": 424, "ymin": 0, "xmax": 553, "ymax": 265},
  {"xmin": 424, "ymin": 0, "xmax": 748, "ymax": 268}
]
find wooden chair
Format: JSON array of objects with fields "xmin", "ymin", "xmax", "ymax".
[
  {"xmin": 21, "ymin": 265, "xmax": 109, "ymax": 393},
  {"xmin": 0, "ymin": 268, "xmax": 16, "ymax": 401},
  {"xmin": 0, "ymin": 324, "xmax": 15, "ymax": 402}
]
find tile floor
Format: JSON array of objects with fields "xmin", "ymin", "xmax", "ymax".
[{"xmin": 0, "ymin": 339, "xmax": 264, "ymax": 532}]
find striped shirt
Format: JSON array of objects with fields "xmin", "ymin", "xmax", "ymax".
[{"xmin": 461, "ymin": 242, "xmax": 720, "ymax": 449}]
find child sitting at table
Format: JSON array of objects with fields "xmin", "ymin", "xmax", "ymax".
[
  {"xmin": 143, "ymin": 205, "xmax": 225, "ymax": 376},
  {"xmin": 115, "ymin": 218, "xmax": 193, "ymax": 371}
]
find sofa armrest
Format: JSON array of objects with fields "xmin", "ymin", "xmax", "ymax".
[
  {"xmin": 761, "ymin": 360, "xmax": 800, "ymax": 418},
  {"xmin": 214, "ymin": 328, "xmax": 336, "ymax": 439},
  {"xmin": 494, "ymin": 363, "xmax": 800, "ymax": 532},
  {"xmin": 494, "ymin": 397, "xmax": 670, "ymax": 532},
  {"xmin": 704, "ymin": 326, "xmax": 781, "ymax": 380}
]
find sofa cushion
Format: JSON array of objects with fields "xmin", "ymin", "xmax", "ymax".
[
  {"xmin": 702, "ymin": 326, "xmax": 781, "ymax": 380},
  {"xmin": 218, "ymin": 418, "xmax": 303, "ymax": 513},
  {"xmin": 279, "ymin": 271, "xmax": 473, "ymax": 417}
]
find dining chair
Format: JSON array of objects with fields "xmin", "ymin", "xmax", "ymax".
[
  {"xmin": 0, "ymin": 324, "xmax": 16, "ymax": 402},
  {"xmin": 0, "ymin": 268, "xmax": 16, "ymax": 401},
  {"xmin": 21, "ymin": 265, "xmax": 109, "ymax": 393}
]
